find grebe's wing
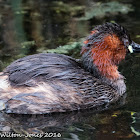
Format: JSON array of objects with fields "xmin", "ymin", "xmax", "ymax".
[{"xmin": 4, "ymin": 53, "xmax": 81, "ymax": 87}]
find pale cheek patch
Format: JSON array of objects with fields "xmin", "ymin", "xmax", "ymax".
[{"xmin": 128, "ymin": 45, "xmax": 133, "ymax": 53}]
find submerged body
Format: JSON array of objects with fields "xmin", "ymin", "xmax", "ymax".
[{"xmin": 0, "ymin": 23, "xmax": 140, "ymax": 114}]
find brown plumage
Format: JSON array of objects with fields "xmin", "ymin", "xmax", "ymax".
[{"xmin": 0, "ymin": 22, "xmax": 140, "ymax": 114}]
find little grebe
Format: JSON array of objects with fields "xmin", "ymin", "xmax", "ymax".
[{"xmin": 0, "ymin": 23, "xmax": 140, "ymax": 114}]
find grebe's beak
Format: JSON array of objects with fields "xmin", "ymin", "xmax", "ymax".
[{"xmin": 128, "ymin": 41, "xmax": 140, "ymax": 53}]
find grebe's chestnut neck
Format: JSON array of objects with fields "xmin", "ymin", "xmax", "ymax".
[
  {"xmin": 81, "ymin": 23, "xmax": 137, "ymax": 79},
  {"xmin": 81, "ymin": 23, "xmax": 140, "ymax": 94}
]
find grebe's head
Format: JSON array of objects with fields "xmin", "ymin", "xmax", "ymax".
[{"xmin": 81, "ymin": 22, "xmax": 140, "ymax": 81}]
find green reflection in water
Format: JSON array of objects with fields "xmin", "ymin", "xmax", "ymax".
[{"xmin": 0, "ymin": 0, "xmax": 140, "ymax": 140}]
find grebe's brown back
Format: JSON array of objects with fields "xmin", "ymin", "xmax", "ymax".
[{"xmin": 0, "ymin": 22, "xmax": 140, "ymax": 114}]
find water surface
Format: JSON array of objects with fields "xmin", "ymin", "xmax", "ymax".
[{"xmin": 0, "ymin": 0, "xmax": 140, "ymax": 140}]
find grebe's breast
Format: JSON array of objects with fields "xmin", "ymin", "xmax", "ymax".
[{"xmin": 0, "ymin": 53, "xmax": 121, "ymax": 114}]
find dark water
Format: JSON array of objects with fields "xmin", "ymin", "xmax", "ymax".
[{"xmin": 0, "ymin": 0, "xmax": 140, "ymax": 140}]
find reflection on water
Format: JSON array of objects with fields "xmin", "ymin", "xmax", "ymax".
[
  {"xmin": 0, "ymin": 110, "xmax": 137, "ymax": 140},
  {"xmin": 0, "ymin": 0, "xmax": 140, "ymax": 140}
]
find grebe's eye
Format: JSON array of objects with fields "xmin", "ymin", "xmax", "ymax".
[
  {"xmin": 123, "ymin": 38, "xmax": 129, "ymax": 47},
  {"xmin": 122, "ymin": 38, "xmax": 133, "ymax": 53}
]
